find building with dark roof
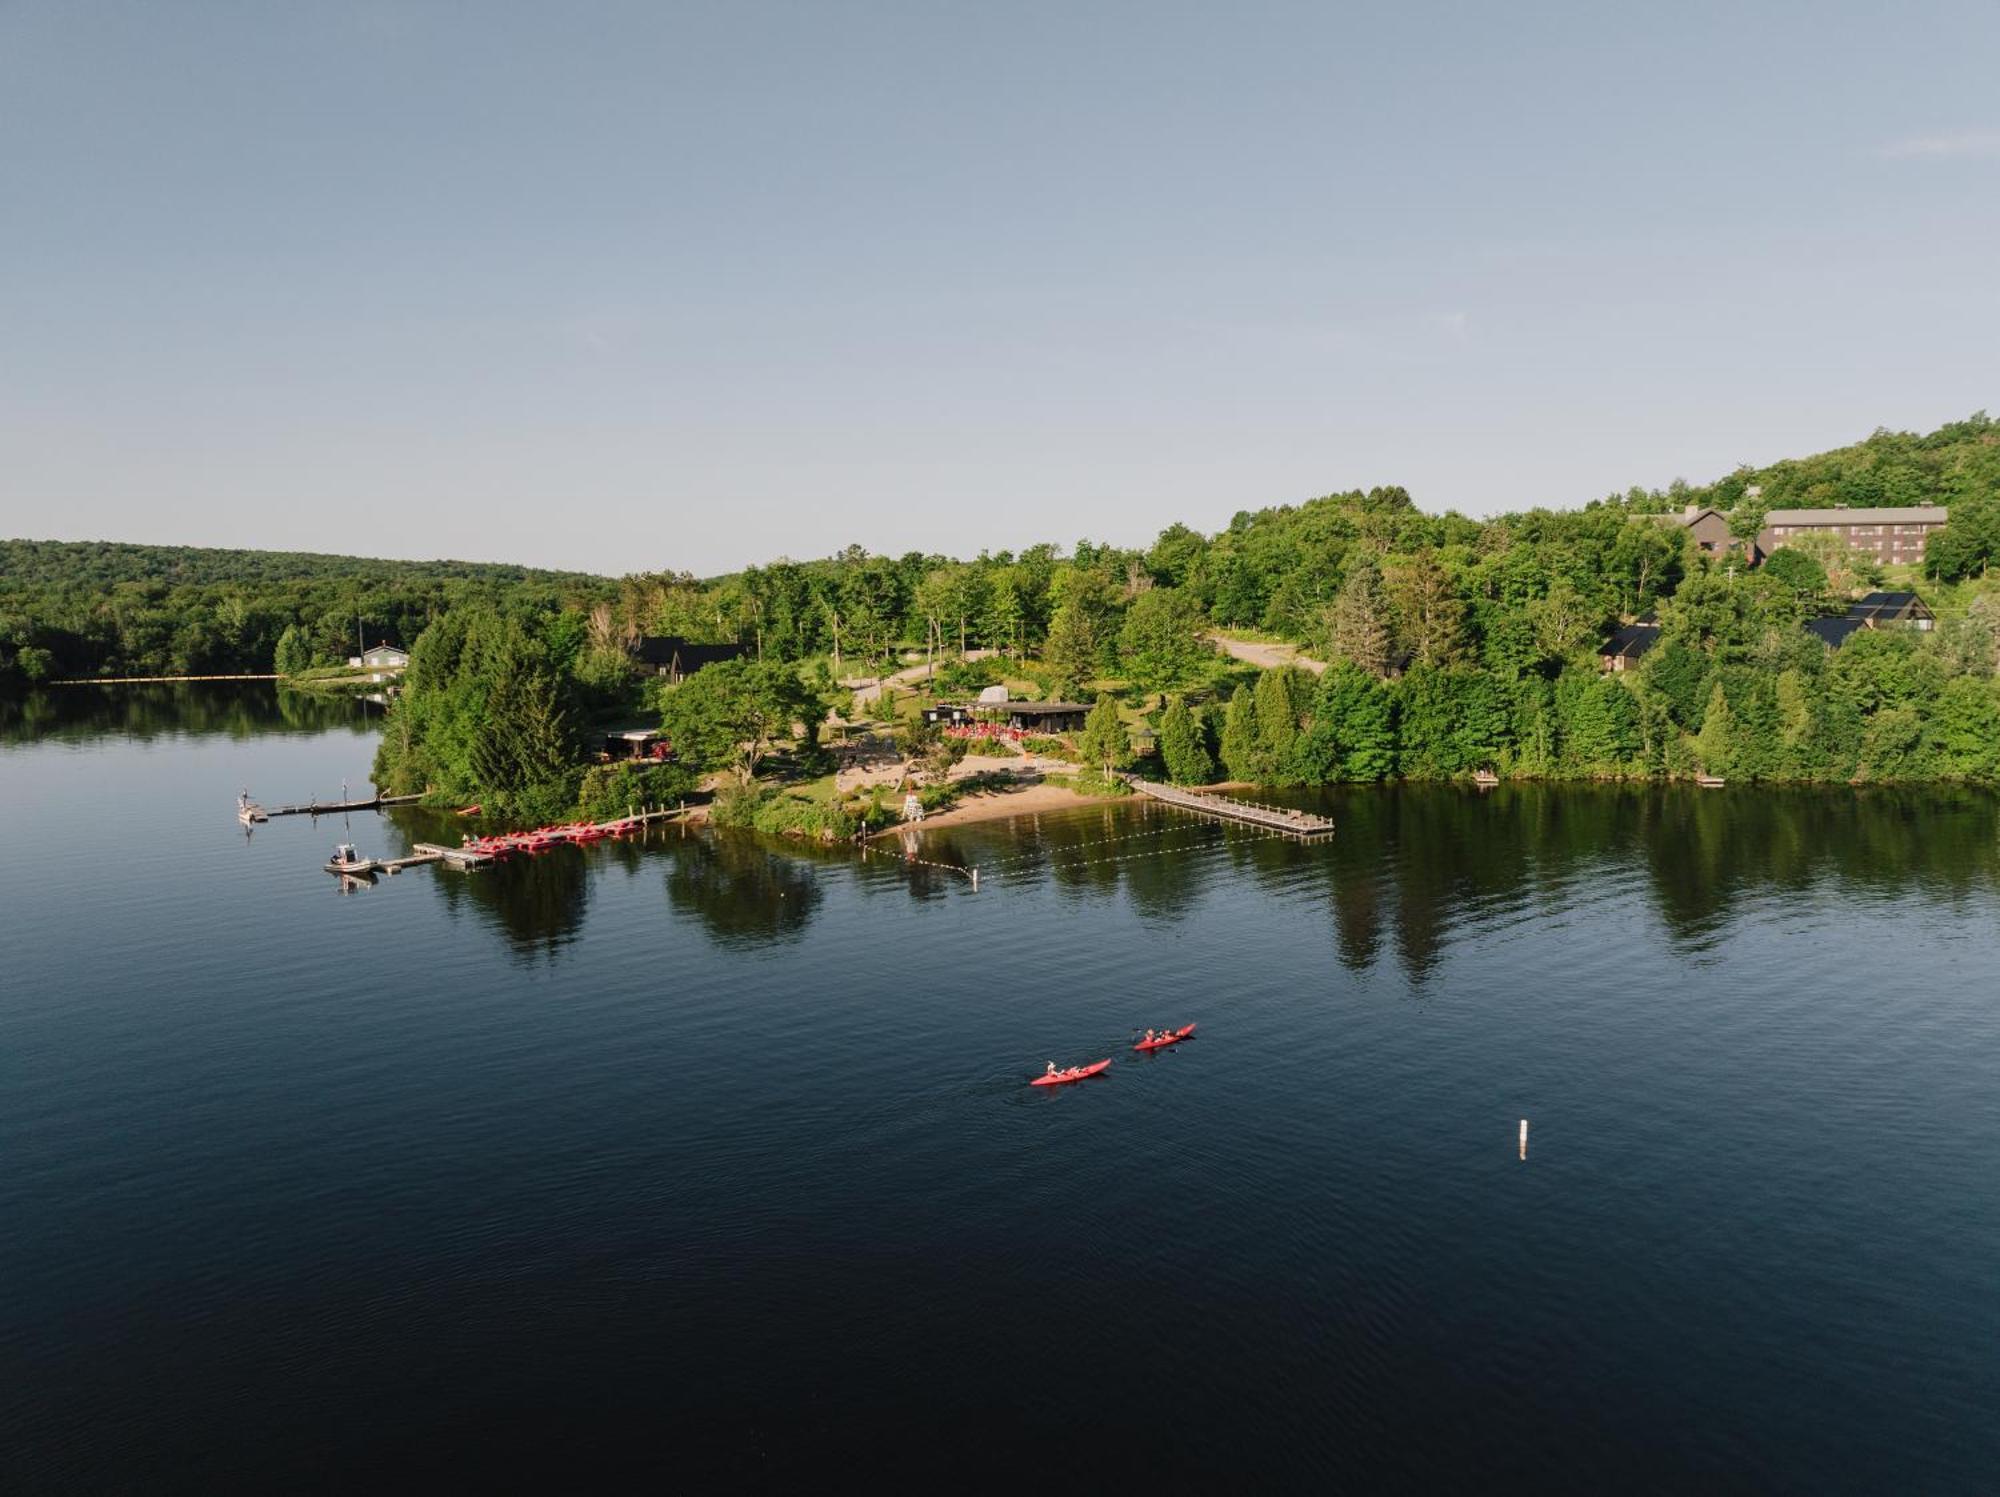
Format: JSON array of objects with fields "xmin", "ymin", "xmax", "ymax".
[
  {"xmin": 632, "ymin": 637, "xmax": 749, "ymax": 682},
  {"xmin": 924, "ymin": 700, "xmax": 1092, "ymax": 734},
  {"xmin": 1598, "ymin": 621, "xmax": 1661, "ymax": 673},
  {"xmin": 1846, "ymin": 591, "xmax": 1936, "ymax": 630},
  {"xmin": 1756, "ymin": 507, "xmax": 1948, "ymax": 567},
  {"xmin": 1804, "ymin": 590, "xmax": 1936, "ymax": 650},
  {"xmin": 1804, "ymin": 616, "xmax": 1867, "ymax": 650}
]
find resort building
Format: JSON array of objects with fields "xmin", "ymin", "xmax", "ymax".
[
  {"xmin": 922, "ymin": 700, "xmax": 1093, "ymax": 734},
  {"xmin": 1661, "ymin": 506, "xmax": 1739, "ymax": 556},
  {"xmin": 1755, "ymin": 507, "xmax": 1948, "ymax": 567}
]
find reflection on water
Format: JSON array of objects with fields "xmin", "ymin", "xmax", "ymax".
[
  {"xmin": 613, "ymin": 783, "xmax": 2000, "ymax": 978},
  {"xmin": 667, "ymin": 832, "xmax": 821, "ymax": 947},
  {"xmin": 0, "ymin": 682, "xmax": 380, "ymax": 745}
]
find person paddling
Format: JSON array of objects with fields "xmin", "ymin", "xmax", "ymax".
[
  {"xmin": 1046, "ymin": 1061, "xmax": 1060, "ymax": 1078},
  {"xmin": 1142, "ymin": 1029, "xmax": 1156, "ymax": 1045}
]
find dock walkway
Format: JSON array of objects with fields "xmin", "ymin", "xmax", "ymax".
[{"xmin": 1128, "ymin": 779, "xmax": 1335, "ymax": 839}]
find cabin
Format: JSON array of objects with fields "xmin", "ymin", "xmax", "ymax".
[
  {"xmin": 1804, "ymin": 590, "xmax": 1937, "ymax": 651},
  {"xmin": 1847, "ymin": 591, "xmax": 1935, "ymax": 631},
  {"xmin": 1598, "ymin": 621, "xmax": 1660, "ymax": 673},
  {"xmin": 344, "ymin": 642, "xmax": 410, "ymax": 682},
  {"xmin": 633, "ymin": 636, "xmax": 748, "ymax": 682},
  {"xmin": 1756, "ymin": 507, "xmax": 1948, "ymax": 567},
  {"xmin": 921, "ymin": 703, "xmax": 978, "ymax": 728}
]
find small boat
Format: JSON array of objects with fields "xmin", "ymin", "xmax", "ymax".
[
  {"xmin": 1031, "ymin": 1059, "xmax": 1111, "ymax": 1087},
  {"xmin": 324, "ymin": 842, "xmax": 379, "ymax": 876},
  {"xmin": 1134, "ymin": 1023, "xmax": 1197, "ymax": 1053},
  {"xmin": 456, "ymin": 804, "xmax": 482, "ymax": 817},
  {"xmin": 1695, "ymin": 773, "xmax": 1726, "ymax": 788}
]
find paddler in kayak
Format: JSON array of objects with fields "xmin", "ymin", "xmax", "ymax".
[
  {"xmin": 1046, "ymin": 1061, "xmax": 1059, "ymax": 1078},
  {"xmin": 1142, "ymin": 1029, "xmax": 1156, "ymax": 1044}
]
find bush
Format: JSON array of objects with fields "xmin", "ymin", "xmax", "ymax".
[
  {"xmin": 575, "ymin": 760, "xmax": 697, "ymax": 820},
  {"xmin": 711, "ymin": 783, "xmax": 856, "ymax": 841}
]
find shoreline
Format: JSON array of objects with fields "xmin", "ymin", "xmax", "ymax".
[{"xmin": 866, "ymin": 780, "xmax": 1124, "ymax": 836}]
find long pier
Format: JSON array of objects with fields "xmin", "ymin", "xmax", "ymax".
[
  {"xmin": 1128, "ymin": 778, "xmax": 1335, "ymax": 839},
  {"xmin": 241, "ymin": 793, "xmax": 423, "ymax": 821}
]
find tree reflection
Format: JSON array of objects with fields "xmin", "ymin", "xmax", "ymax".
[{"xmin": 666, "ymin": 833, "xmax": 821, "ymax": 948}]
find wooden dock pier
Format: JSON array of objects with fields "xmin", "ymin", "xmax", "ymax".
[
  {"xmin": 239, "ymin": 792, "xmax": 423, "ymax": 821},
  {"xmin": 1128, "ymin": 778, "xmax": 1335, "ymax": 839}
]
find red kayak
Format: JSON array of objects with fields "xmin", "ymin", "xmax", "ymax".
[
  {"xmin": 1031, "ymin": 1059, "xmax": 1111, "ymax": 1087},
  {"xmin": 1134, "ymin": 1024, "xmax": 1196, "ymax": 1053}
]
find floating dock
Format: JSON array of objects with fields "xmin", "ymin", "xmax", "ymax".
[{"xmin": 1128, "ymin": 778, "xmax": 1335, "ymax": 839}]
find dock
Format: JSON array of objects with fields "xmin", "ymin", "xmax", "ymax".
[
  {"xmin": 239, "ymin": 793, "xmax": 423, "ymax": 820},
  {"xmin": 322, "ymin": 806, "xmax": 691, "ymax": 882},
  {"xmin": 1128, "ymin": 778, "xmax": 1335, "ymax": 839}
]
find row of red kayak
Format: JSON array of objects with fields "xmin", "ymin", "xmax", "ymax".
[
  {"xmin": 458, "ymin": 815, "xmax": 649, "ymax": 860},
  {"xmin": 1032, "ymin": 1024, "xmax": 1196, "ymax": 1086}
]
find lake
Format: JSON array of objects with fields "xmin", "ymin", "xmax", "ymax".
[{"xmin": 3, "ymin": 686, "xmax": 1997, "ymax": 1492}]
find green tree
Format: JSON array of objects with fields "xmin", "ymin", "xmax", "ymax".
[
  {"xmin": 1219, "ymin": 683, "xmax": 1259, "ymax": 781},
  {"xmin": 1315, "ymin": 662, "xmax": 1397, "ymax": 781},
  {"xmin": 658, "ymin": 658, "xmax": 814, "ymax": 784},
  {"xmin": 1077, "ymin": 693, "xmax": 1132, "ymax": 775},
  {"xmin": 1692, "ymin": 680, "xmax": 1736, "ymax": 776},
  {"xmin": 1253, "ymin": 667, "xmax": 1305, "ymax": 780},
  {"xmin": 1157, "ymin": 695, "xmax": 1216, "ymax": 785},
  {"xmin": 1117, "ymin": 587, "xmax": 1210, "ymax": 689},
  {"xmin": 1044, "ymin": 601, "xmax": 1100, "ymax": 698},
  {"xmin": 273, "ymin": 623, "xmax": 313, "ymax": 677},
  {"xmin": 1323, "ymin": 559, "xmax": 1395, "ymax": 677}
]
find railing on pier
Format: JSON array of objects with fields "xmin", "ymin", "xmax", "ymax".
[{"xmin": 1127, "ymin": 778, "xmax": 1335, "ymax": 839}]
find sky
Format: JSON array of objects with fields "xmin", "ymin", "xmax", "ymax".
[{"xmin": 2, "ymin": 1, "xmax": 1997, "ymax": 577}]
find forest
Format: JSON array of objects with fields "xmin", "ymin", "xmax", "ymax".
[{"xmin": 8, "ymin": 414, "xmax": 2000, "ymax": 810}]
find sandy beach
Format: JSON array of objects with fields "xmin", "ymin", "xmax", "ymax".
[{"xmin": 866, "ymin": 778, "xmax": 1122, "ymax": 835}]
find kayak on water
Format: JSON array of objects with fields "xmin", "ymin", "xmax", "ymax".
[
  {"xmin": 1134, "ymin": 1023, "xmax": 1197, "ymax": 1052},
  {"xmin": 1031, "ymin": 1059, "xmax": 1112, "ymax": 1087}
]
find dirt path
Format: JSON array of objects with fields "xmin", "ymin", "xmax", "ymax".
[
  {"xmin": 1207, "ymin": 633, "xmax": 1327, "ymax": 675},
  {"xmin": 845, "ymin": 648, "xmax": 999, "ymax": 706}
]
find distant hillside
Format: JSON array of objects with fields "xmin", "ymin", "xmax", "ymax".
[
  {"xmin": 0, "ymin": 539, "xmax": 604, "ymax": 591},
  {"xmin": 1670, "ymin": 412, "xmax": 2000, "ymax": 514}
]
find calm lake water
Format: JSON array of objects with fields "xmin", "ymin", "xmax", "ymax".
[{"xmin": 3, "ymin": 687, "xmax": 1998, "ymax": 1492}]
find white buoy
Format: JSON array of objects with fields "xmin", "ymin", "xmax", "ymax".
[{"xmin": 1519, "ymin": 1118, "xmax": 1529, "ymax": 1160}]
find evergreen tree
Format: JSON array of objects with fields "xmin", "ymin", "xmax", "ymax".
[
  {"xmin": 1253, "ymin": 668, "xmax": 1304, "ymax": 781},
  {"xmin": 1323, "ymin": 560, "xmax": 1395, "ymax": 677},
  {"xmin": 1157, "ymin": 695, "xmax": 1216, "ymax": 785},
  {"xmin": 1043, "ymin": 601, "xmax": 1099, "ymax": 698},
  {"xmin": 1077, "ymin": 693, "xmax": 1132, "ymax": 775},
  {"xmin": 1220, "ymin": 683, "xmax": 1259, "ymax": 781},
  {"xmin": 1693, "ymin": 680, "xmax": 1737, "ymax": 776}
]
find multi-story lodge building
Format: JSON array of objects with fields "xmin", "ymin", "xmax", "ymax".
[{"xmin": 1755, "ymin": 506, "xmax": 1948, "ymax": 567}]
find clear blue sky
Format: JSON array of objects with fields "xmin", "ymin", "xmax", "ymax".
[{"xmin": 2, "ymin": 1, "xmax": 1996, "ymax": 576}]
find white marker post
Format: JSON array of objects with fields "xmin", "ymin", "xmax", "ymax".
[{"xmin": 1519, "ymin": 1119, "xmax": 1529, "ymax": 1161}]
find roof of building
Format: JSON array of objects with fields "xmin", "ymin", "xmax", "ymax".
[
  {"xmin": 1650, "ymin": 506, "xmax": 1727, "ymax": 527},
  {"xmin": 1805, "ymin": 616, "xmax": 1867, "ymax": 648},
  {"xmin": 633, "ymin": 636, "xmax": 747, "ymax": 670},
  {"xmin": 995, "ymin": 701, "xmax": 1091, "ymax": 717},
  {"xmin": 1601, "ymin": 622, "xmax": 1661, "ymax": 659},
  {"xmin": 1762, "ymin": 506, "xmax": 1949, "ymax": 526}
]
